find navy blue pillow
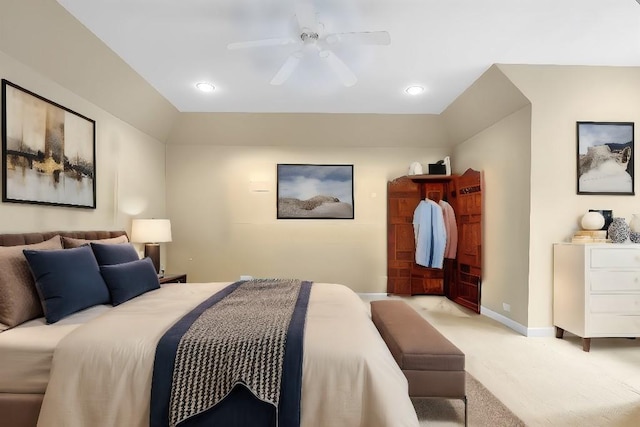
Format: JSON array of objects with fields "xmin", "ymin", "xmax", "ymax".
[
  {"xmin": 23, "ymin": 245, "xmax": 110, "ymax": 324},
  {"xmin": 90, "ymin": 242, "xmax": 139, "ymax": 266},
  {"xmin": 99, "ymin": 257, "xmax": 160, "ymax": 306}
]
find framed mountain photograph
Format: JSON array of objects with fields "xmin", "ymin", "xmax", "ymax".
[
  {"xmin": 277, "ymin": 164, "xmax": 354, "ymax": 219},
  {"xmin": 577, "ymin": 121, "xmax": 634, "ymax": 195}
]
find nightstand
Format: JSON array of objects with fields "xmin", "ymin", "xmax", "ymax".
[{"xmin": 159, "ymin": 273, "xmax": 187, "ymax": 284}]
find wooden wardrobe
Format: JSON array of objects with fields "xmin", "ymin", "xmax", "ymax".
[{"xmin": 387, "ymin": 168, "xmax": 483, "ymax": 313}]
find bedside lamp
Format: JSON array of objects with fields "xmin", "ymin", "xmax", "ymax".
[{"xmin": 131, "ymin": 219, "xmax": 172, "ymax": 273}]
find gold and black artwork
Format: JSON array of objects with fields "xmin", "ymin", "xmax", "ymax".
[{"xmin": 2, "ymin": 79, "xmax": 96, "ymax": 208}]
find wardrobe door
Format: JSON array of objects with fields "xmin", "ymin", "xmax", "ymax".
[
  {"xmin": 448, "ymin": 169, "xmax": 482, "ymax": 313},
  {"xmin": 387, "ymin": 177, "xmax": 421, "ymax": 294}
]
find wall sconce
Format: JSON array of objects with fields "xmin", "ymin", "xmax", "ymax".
[{"xmin": 130, "ymin": 219, "xmax": 172, "ymax": 273}]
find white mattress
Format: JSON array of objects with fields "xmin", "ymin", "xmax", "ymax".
[{"xmin": 0, "ymin": 304, "xmax": 111, "ymax": 393}]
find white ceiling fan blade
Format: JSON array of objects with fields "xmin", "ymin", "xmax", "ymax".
[
  {"xmin": 270, "ymin": 51, "xmax": 303, "ymax": 85},
  {"xmin": 295, "ymin": 0, "xmax": 318, "ymax": 32},
  {"xmin": 325, "ymin": 31, "xmax": 391, "ymax": 46},
  {"xmin": 227, "ymin": 37, "xmax": 297, "ymax": 50},
  {"xmin": 319, "ymin": 50, "xmax": 357, "ymax": 87}
]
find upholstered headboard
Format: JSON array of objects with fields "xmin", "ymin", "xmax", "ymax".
[{"xmin": 0, "ymin": 231, "xmax": 127, "ymax": 247}]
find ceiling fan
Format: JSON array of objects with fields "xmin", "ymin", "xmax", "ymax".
[{"xmin": 227, "ymin": 0, "xmax": 391, "ymax": 87}]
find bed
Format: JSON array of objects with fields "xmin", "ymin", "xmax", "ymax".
[{"xmin": 0, "ymin": 231, "xmax": 419, "ymax": 427}]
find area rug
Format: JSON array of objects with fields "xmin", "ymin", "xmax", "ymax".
[{"xmin": 412, "ymin": 372, "xmax": 525, "ymax": 426}]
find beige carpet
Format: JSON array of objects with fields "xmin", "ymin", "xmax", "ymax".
[
  {"xmin": 413, "ymin": 372, "xmax": 524, "ymax": 426},
  {"xmin": 361, "ymin": 294, "xmax": 640, "ymax": 427}
]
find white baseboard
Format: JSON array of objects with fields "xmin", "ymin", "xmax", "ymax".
[
  {"xmin": 524, "ymin": 326, "xmax": 556, "ymax": 338},
  {"xmin": 357, "ymin": 293, "xmax": 389, "ymax": 300},
  {"xmin": 480, "ymin": 305, "xmax": 555, "ymax": 337},
  {"xmin": 481, "ymin": 306, "xmax": 527, "ymax": 336}
]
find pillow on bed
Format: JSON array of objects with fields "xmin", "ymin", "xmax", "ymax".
[
  {"xmin": 0, "ymin": 235, "xmax": 63, "ymax": 331},
  {"xmin": 23, "ymin": 245, "xmax": 110, "ymax": 324},
  {"xmin": 100, "ymin": 257, "xmax": 160, "ymax": 306},
  {"xmin": 90, "ymin": 242, "xmax": 139, "ymax": 266},
  {"xmin": 62, "ymin": 234, "xmax": 128, "ymax": 249}
]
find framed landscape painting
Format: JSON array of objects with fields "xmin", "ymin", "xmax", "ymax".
[
  {"xmin": 2, "ymin": 79, "xmax": 96, "ymax": 208},
  {"xmin": 577, "ymin": 121, "xmax": 634, "ymax": 195},
  {"xmin": 277, "ymin": 164, "xmax": 354, "ymax": 219}
]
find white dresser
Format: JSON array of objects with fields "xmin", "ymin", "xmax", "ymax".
[{"xmin": 553, "ymin": 243, "xmax": 640, "ymax": 351}]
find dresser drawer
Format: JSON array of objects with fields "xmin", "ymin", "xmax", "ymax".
[
  {"xmin": 590, "ymin": 271, "xmax": 640, "ymax": 292},
  {"xmin": 590, "ymin": 248, "xmax": 640, "ymax": 269},
  {"xmin": 589, "ymin": 314, "xmax": 640, "ymax": 335},
  {"xmin": 590, "ymin": 295, "xmax": 640, "ymax": 314}
]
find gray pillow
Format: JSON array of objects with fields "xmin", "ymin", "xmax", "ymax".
[
  {"xmin": 0, "ymin": 235, "xmax": 63, "ymax": 331},
  {"xmin": 62, "ymin": 234, "xmax": 128, "ymax": 249}
]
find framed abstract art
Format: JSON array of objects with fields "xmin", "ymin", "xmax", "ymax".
[{"xmin": 2, "ymin": 79, "xmax": 96, "ymax": 208}]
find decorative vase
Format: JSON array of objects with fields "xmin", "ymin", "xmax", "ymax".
[
  {"xmin": 589, "ymin": 209, "xmax": 613, "ymax": 230},
  {"xmin": 629, "ymin": 214, "xmax": 640, "ymax": 243},
  {"xmin": 608, "ymin": 217, "xmax": 630, "ymax": 243},
  {"xmin": 581, "ymin": 211, "xmax": 605, "ymax": 230}
]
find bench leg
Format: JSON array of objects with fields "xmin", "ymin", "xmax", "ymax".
[{"xmin": 463, "ymin": 395, "xmax": 468, "ymax": 427}]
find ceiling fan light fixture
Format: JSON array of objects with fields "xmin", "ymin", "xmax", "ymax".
[
  {"xmin": 195, "ymin": 82, "xmax": 215, "ymax": 92},
  {"xmin": 227, "ymin": 1, "xmax": 390, "ymax": 87},
  {"xmin": 405, "ymin": 85, "xmax": 424, "ymax": 96}
]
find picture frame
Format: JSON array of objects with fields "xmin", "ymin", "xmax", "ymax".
[
  {"xmin": 2, "ymin": 79, "xmax": 96, "ymax": 208},
  {"xmin": 577, "ymin": 121, "xmax": 634, "ymax": 195},
  {"xmin": 277, "ymin": 164, "xmax": 354, "ymax": 219}
]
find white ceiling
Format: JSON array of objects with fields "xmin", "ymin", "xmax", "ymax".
[{"xmin": 56, "ymin": 0, "xmax": 640, "ymax": 114}]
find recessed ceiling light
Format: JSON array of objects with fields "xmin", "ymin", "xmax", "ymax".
[
  {"xmin": 195, "ymin": 82, "xmax": 215, "ymax": 92},
  {"xmin": 405, "ymin": 85, "xmax": 424, "ymax": 96}
]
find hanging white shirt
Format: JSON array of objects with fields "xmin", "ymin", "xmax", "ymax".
[{"xmin": 412, "ymin": 199, "xmax": 446, "ymax": 269}]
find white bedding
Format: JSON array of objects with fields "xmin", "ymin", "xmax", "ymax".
[
  {"xmin": 0, "ymin": 304, "xmax": 110, "ymax": 393},
  {"xmin": 36, "ymin": 282, "xmax": 419, "ymax": 427}
]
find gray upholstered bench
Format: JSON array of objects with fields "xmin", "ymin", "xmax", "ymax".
[{"xmin": 370, "ymin": 300, "xmax": 467, "ymax": 426}]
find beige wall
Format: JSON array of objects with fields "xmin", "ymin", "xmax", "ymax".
[
  {"xmin": 442, "ymin": 65, "xmax": 533, "ymax": 329},
  {"xmin": 442, "ymin": 65, "xmax": 532, "ymax": 145},
  {"xmin": 167, "ymin": 113, "xmax": 449, "ymax": 148},
  {"xmin": 166, "ymin": 113, "xmax": 451, "ymax": 291},
  {"xmin": 500, "ymin": 65, "xmax": 640, "ymax": 328},
  {"xmin": 0, "ymin": 50, "xmax": 167, "ymax": 236},
  {"xmin": 453, "ymin": 106, "xmax": 532, "ymax": 326}
]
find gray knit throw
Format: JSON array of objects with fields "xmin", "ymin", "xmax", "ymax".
[{"xmin": 168, "ymin": 279, "xmax": 303, "ymax": 427}]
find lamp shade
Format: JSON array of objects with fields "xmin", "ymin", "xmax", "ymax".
[{"xmin": 130, "ymin": 219, "xmax": 172, "ymax": 243}]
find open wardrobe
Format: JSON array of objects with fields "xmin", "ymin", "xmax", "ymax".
[{"xmin": 387, "ymin": 169, "xmax": 483, "ymax": 313}]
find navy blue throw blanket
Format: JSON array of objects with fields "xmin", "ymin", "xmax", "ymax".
[{"xmin": 150, "ymin": 279, "xmax": 313, "ymax": 427}]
